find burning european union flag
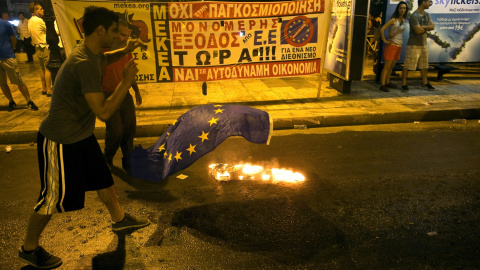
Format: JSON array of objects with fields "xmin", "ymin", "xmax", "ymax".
[{"xmin": 130, "ymin": 105, "xmax": 272, "ymax": 181}]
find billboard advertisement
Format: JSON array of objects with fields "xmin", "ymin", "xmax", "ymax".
[
  {"xmin": 323, "ymin": 0, "xmax": 355, "ymax": 80},
  {"xmin": 386, "ymin": 0, "xmax": 480, "ymax": 63},
  {"xmin": 53, "ymin": 0, "xmax": 326, "ymax": 83}
]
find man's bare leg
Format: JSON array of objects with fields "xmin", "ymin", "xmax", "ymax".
[
  {"xmin": 18, "ymin": 84, "xmax": 32, "ymax": 102},
  {"xmin": 98, "ymin": 185, "xmax": 150, "ymax": 231},
  {"xmin": 97, "ymin": 185, "xmax": 125, "ymax": 222},
  {"xmin": 22, "ymin": 212, "xmax": 52, "ymax": 251},
  {"xmin": 402, "ymin": 68, "xmax": 409, "ymax": 86},
  {"xmin": 45, "ymin": 69, "xmax": 52, "ymax": 95},
  {"xmin": 420, "ymin": 68, "xmax": 428, "ymax": 85},
  {"xmin": 1, "ymin": 84, "xmax": 13, "ymax": 101},
  {"xmin": 39, "ymin": 69, "xmax": 46, "ymax": 94}
]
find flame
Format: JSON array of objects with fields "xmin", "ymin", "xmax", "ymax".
[
  {"xmin": 271, "ymin": 168, "xmax": 305, "ymax": 183},
  {"xmin": 209, "ymin": 163, "xmax": 305, "ymax": 183},
  {"xmin": 242, "ymin": 164, "xmax": 263, "ymax": 175},
  {"xmin": 216, "ymin": 171, "xmax": 230, "ymax": 181}
]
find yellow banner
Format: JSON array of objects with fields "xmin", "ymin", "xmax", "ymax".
[{"xmin": 54, "ymin": 0, "xmax": 325, "ymax": 83}]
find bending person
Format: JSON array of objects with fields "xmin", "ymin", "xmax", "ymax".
[
  {"xmin": 18, "ymin": 6, "xmax": 149, "ymax": 269},
  {"xmin": 102, "ymin": 19, "xmax": 142, "ymax": 172}
]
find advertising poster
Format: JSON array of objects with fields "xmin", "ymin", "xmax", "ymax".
[
  {"xmin": 53, "ymin": 0, "xmax": 325, "ymax": 83},
  {"xmin": 386, "ymin": 0, "xmax": 480, "ymax": 63},
  {"xmin": 323, "ymin": 0, "xmax": 354, "ymax": 80}
]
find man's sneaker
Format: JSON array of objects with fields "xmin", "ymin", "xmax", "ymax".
[
  {"xmin": 385, "ymin": 82, "xmax": 397, "ymax": 89},
  {"xmin": 18, "ymin": 246, "xmax": 62, "ymax": 269},
  {"xmin": 27, "ymin": 101, "xmax": 39, "ymax": 111},
  {"xmin": 379, "ymin": 85, "xmax": 389, "ymax": 92},
  {"xmin": 421, "ymin": 83, "xmax": 435, "ymax": 90},
  {"xmin": 8, "ymin": 101, "xmax": 16, "ymax": 112},
  {"xmin": 112, "ymin": 213, "xmax": 150, "ymax": 232},
  {"xmin": 401, "ymin": 85, "xmax": 409, "ymax": 92}
]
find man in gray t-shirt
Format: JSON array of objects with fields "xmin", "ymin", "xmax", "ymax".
[
  {"xmin": 401, "ymin": 0, "xmax": 435, "ymax": 91},
  {"xmin": 19, "ymin": 7, "xmax": 149, "ymax": 269},
  {"xmin": 38, "ymin": 43, "xmax": 105, "ymax": 143}
]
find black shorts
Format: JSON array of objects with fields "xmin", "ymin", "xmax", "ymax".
[{"xmin": 34, "ymin": 132, "xmax": 114, "ymax": 214}]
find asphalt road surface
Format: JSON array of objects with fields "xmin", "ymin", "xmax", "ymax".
[{"xmin": 1, "ymin": 121, "xmax": 479, "ymax": 269}]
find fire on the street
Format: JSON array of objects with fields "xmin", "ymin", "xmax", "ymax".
[{"xmin": 208, "ymin": 163, "xmax": 305, "ymax": 183}]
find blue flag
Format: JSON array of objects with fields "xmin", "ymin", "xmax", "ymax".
[{"xmin": 130, "ymin": 105, "xmax": 272, "ymax": 181}]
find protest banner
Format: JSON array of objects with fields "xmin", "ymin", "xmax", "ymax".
[{"xmin": 53, "ymin": 0, "xmax": 326, "ymax": 83}]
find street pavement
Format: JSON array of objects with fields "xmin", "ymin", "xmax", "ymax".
[
  {"xmin": 2, "ymin": 122, "xmax": 479, "ymax": 269},
  {"xmin": 1, "ymin": 54, "xmax": 479, "ymax": 144}
]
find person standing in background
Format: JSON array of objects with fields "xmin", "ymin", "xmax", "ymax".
[
  {"xmin": 0, "ymin": 13, "xmax": 38, "ymax": 111},
  {"xmin": 379, "ymin": 1, "xmax": 408, "ymax": 92},
  {"xmin": 54, "ymin": 20, "xmax": 65, "ymax": 60},
  {"xmin": 1, "ymin": 12, "xmax": 8, "ymax": 21},
  {"xmin": 28, "ymin": 2, "xmax": 52, "ymax": 96},
  {"xmin": 401, "ymin": 0, "xmax": 435, "ymax": 91},
  {"xmin": 17, "ymin": 12, "xmax": 35, "ymax": 63}
]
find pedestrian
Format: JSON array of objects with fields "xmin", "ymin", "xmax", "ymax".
[
  {"xmin": 1, "ymin": 12, "xmax": 9, "ymax": 23},
  {"xmin": 28, "ymin": 2, "xmax": 52, "ymax": 96},
  {"xmin": 17, "ymin": 12, "xmax": 35, "ymax": 63},
  {"xmin": 401, "ymin": 0, "xmax": 435, "ymax": 91},
  {"xmin": 54, "ymin": 20, "xmax": 65, "ymax": 60},
  {"xmin": 102, "ymin": 19, "xmax": 142, "ymax": 172},
  {"xmin": 368, "ymin": 10, "xmax": 383, "ymax": 59},
  {"xmin": 379, "ymin": 1, "xmax": 408, "ymax": 92},
  {"xmin": 0, "ymin": 12, "xmax": 38, "ymax": 111},
  {"xmin": 18, "ymin": 6, "xmax": 149, "ymax": 269}
]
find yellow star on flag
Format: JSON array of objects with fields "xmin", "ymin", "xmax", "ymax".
[
  {"xmin": 168, "ymin": 153, "xmax": 172, "ymax": 162},
  {"xmin": 214, "ymin": 108, "xmax": 224, "ymax": 114},
  {"xmin": 158, "ymin": 143, "xmax": 165, "ymax": 152},
  {"xmin": 174, "ymin": 151, "xmax": 182, "ymax": 161},
  {"xmin": 187, "ymin": 144, "xmax": 196, "ymax": 155},
  {"xmin": 208, "ymin": 117, "xmax": 219, "ymax": 126},
  {"xmin": 166, "ymin": 132, "xmax": 170, "ymax": 139},
  {"xmin": 164, "ymin": 151, "xmax": 168, "ymax": 159},
  {"xmin": 199, "ymin": 131, "xmax": 209, "ymax": 142}
]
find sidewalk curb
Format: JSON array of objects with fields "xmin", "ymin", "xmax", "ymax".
[
  {"xmin": 272, "ymin": 108, "xmax": 480, "ymax": 129},
  {"xmin": 2, "ymin": 108, "xmax": 479, "ymax": 144}
]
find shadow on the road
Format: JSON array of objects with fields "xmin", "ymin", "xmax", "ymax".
[
  {"xmin": 91, "ymin": 227, "xmax": 151, "ymax": 270},
  {"xmin": 21, "ymin": 265, "xmax": 61, "ymax": 270},
  {"xmin": 91, "ymin": 234, "xmax": 126, "ymax": 270},
  {"xmin": 110, "ymin": 166, "xmax": 178, "ymax": 203},
  {"xmin": 125, "ymin": 189, "xmax": 178, "ymax": 203},
  {"xmin": 110, "ymin": 166, "xmax": 149, "ymax": 188},
  {"xmin": 171, "ymin": 197, "xmax": 345, "ymax": 264}
]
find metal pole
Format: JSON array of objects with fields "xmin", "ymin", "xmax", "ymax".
[
  {"xmin": 317, "ymin": 0, "xmax": 333, "ymax": 99},
  {"xmin": 42, "ymin": 0, "xmax": 63, "ymax": 83},
  {"xmin": 375, "ymin": 0, "xmax": 389, "ymax": 83}
]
